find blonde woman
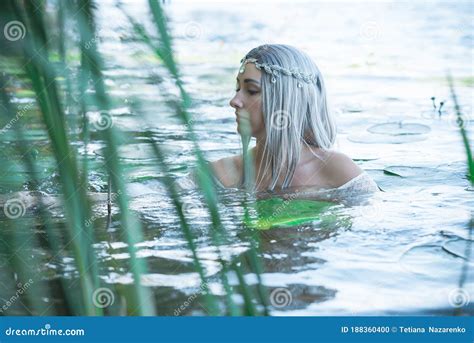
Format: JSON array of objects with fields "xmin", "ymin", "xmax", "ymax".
[{"xmin": 210, "ymin": 44, "xmax": 378, "ymax": 196}]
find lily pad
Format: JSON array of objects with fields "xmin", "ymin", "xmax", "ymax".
[
  {"xmin": 442, "ymin": 238, "xmax": 474, "ymax": 261},
  {"xmin": 381, "ymin": 166, "xmax": 460, "ymax": 186},
  {"xmin": 383, "ymin": 166, "xmax": 435, "ymax": 178},
  {"xmin": 347, "ymin": 132, "xmax": 427, "ymax": 144},
  {"xmin": 367, "ymin": 122, "xmax": 431, "ymax": 136},
  {"xmin": 244, "ymin": 197, "xmax": 343, "ymax": 230},
  {"xmin": 352, "ymin": 155, "xmax": 380, "ymax": 162},
  {"xmin": 399, "ymin": 244, "xmax": 466, "ymax": 279}
]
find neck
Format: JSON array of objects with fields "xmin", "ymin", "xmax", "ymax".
[{"xmin": 254, "ymin": 135, "xmax": 266, "ymax": 162}]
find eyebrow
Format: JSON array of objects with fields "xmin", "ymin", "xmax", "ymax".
[{"xmin": 236, "ymin": 77, "xmax": 261, "ymax": 86}]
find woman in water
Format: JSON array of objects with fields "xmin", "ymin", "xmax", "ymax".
[{"xmin": 209, "ymin": 44, "xmax": 378, "ymax": 196}]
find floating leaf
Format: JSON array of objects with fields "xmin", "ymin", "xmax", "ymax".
[
  {"xmin": 383, "ymin": 166, "xmax": 434, "ymax": 178},
  {"xmin": 348, "ymin": 132, "xmax": 427, "ymax": 144},
  {"xmin": 368, "ymin": 122, "xmax": 431, "ymax": 136},
  {"xmin": 442, "ymin": 238, "xmax": 474, "ymax": 261},
  {"xmin": 383, "ymin": 169, "xmax": 403, "ymax": 177},
  {"xmin": 399, "ymin": 244, "xmax": 465, "ymax": 278}
]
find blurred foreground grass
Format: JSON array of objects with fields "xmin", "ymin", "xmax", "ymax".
[{"xmin": 0, "ymin": 0, "xmax": 267, "ymax": 316}]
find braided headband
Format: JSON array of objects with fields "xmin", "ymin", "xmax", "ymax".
[{"xmin": 239, "ymin": 57, "xmax": 319, "ymax": 87}]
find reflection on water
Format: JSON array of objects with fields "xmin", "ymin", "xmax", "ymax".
[{"xmin": 1, "ymin": 0, "xmax": 473, "ymax": 315}]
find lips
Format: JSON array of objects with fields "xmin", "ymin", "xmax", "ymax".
[{"xmin": 235, "ymin": 111, "xmax": 249, "ymax": 124}]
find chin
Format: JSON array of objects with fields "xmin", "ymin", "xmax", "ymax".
[{"xmin": 236, "ymin": 121, "xmax": 256, "ymax": 137}]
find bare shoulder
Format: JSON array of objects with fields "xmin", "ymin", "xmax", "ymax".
[
  {"xmin": 209, "ymin": 154, "xmax": 243, "ymax": 187},
  {"xmin": 319, "ymin": 150, "xmax": 363, "ymax": 188}
]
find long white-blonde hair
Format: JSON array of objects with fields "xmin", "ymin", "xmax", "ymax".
[{"xmin": 240, "ymin": 44, "xmax": 336, "ymax": 190}]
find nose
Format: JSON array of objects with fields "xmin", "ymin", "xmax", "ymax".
[{"xmin": 230, "ymin": 93, "xmax": 243, "ymax": 109}]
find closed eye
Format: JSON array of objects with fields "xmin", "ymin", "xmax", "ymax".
[{"xmin": 235, "ymin": 88, "xmax": 259, "ymax": 95}]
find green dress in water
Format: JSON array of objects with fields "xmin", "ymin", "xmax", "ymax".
[
  {"xmin": 243, "ymin": 197, "xmax": 344, "ymax": 230},
  {"xmin": 185, "ymin": 170, "xmax": 377, "ymax": 230},
  {"xmin": 240, "ymin": 173, "xmax": 379, "ymax": 230}
]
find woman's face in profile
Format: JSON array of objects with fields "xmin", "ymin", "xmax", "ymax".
[{"xmin": 230, "ymin": 63, "xmax": 265, "ymax": 138}]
